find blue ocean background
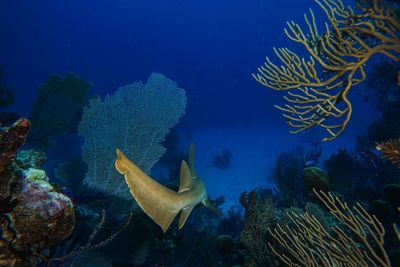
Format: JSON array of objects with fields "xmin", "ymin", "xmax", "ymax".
[
  {"xmin": 2, "ymin": 0, "xmax": 400, "ymax": 266},
  {"xmin": 0, "ymin": 0, "xmax": 378, "ymax": 207}
]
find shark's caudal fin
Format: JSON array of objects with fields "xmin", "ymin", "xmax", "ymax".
[
  {"xmin": 179, "ymin": 206, "xmax": 194, "ymax": 229},
  {"xmin": 115, "ymin": 148, "xmax": 180, "ymax": 233}
]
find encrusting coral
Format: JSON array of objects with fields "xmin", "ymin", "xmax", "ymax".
[
  {"xmin": 253, "ymin": 0, "xmax": 400, "ymax": 141},
  {"xmin": 0, "ymin": 118, "xmax": 30, "ymax": 209},
  {"xmin": 0, "ymin": 119, "xmax": 75, "ymax": 266}
]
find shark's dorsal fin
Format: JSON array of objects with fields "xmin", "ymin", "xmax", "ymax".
[
  {"xmin": 202, "ymin": 198, "xmax": 223, "ymax": 217},
  {"xmin": 179, "ymin": 205, "xmax": 194, "ymax": 229},
  {"xmin": 178, "ymin": 160, "xmax": 193, "ymax": 193},
  {"xmin": 115, "ymin": 148, "xmax": 180, "ymax": 233},
  {"xmin": 189, "ymin": 143, "xmax": 196, "ymax": 177}
]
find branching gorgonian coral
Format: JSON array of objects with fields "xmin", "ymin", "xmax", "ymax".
[
  {"xmin": 268, "ymin": 189, "xmax": 390, "ymax": 267},
  {"xmin": 253, "ymin": 0, "xmax": 400, "ymax": 141}
]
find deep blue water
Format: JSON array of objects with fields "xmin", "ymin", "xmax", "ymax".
[
  {"xmin": 1, "ymin": 0, "xmax": 366, "ymax": 131},
  {"xmin": 1, "ymin": 0, "xmax": 383, "ymax": 199},
  {"xmin": 3, "ymin": 1, "xmax": 400, "ymax": 266},
  {"xmin": 1, "ymin": 0, "xmax": 381, "ymax": 195}
]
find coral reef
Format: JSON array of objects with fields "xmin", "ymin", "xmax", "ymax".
[
  {"xmin": 0, "ymin": 118, "xmax": 30, "ymax": 209},
  {"xmin": 27, "ymin": 73, "xmax": 92, "ymax": 148},
  {"xmin": 278, "ymin": 206, "xmax": 304, "ymax": 228},
  {"xmin": 323, "ymin": 147, "xmax": 366, "ymax": 199},
  {"xmin": 217, "ymin": 206, "xmax": 244, "ymax": 238},
  {"xmin": 271, "ymin": 148, "xmax": 304, "ymax": 206},
  {"xmin": 370, "ymin": 199, "xmax": 393, "ymax": 225},
  {"xmin": 375, "ymin": 141, "xmax": 400, "ymax": 254},
  {"xmin": 269, "ymin": 145, "xmax": 328, "ymax": 206},
  {"xmin": 239, "ymin": 190, "xmax": 279, "ymax": 267},
  {"xmin": 216, "ymin": 235, "xmax": 235, "ymax": 256},
  {"xmin": 304, "ymin": 201, "xmax": 329, "ymax": 230},
  {"xmin": 269, "ymin": 189, "xmax": 391, "ymax": 267},
  {"xmin": 384, "ymin": 184, "xmax": 400, "ymax": 208},
  {"xmin": 253, "ymin": 0, "xmax": 400, "ymax": 141},
  {"xmin": 302, "ymin": 166, "xmax": 330, "ymax": 193},
  {"xmin": 0, "ymin": 119, "xmax": 75, "ymax": 266},
  {"xmin": 215, "ymin": 234, "xmax": 245, "ymax": 267},
  {"xmin": 40, "ymin": 209, "xmax": 132, "ymax": 266},
  {"xmin": 104, "ymin": 196, "xmax": 226, "ymax": 267}
]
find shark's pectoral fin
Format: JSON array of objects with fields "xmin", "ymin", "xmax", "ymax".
[
  {"xmin": 151, "ymin": 208, "xmax": 180, "ymax": 233},
  {"xmin": 179, "ymin": 205, "xmax": 194, "ymax": 229},
  {"xmin": 178, "ymin": 160, "xmax": 193, "ymax": 193},
  {"xmin": 202, "ymin": 198, "xmax": 223, "ymax": 217}
]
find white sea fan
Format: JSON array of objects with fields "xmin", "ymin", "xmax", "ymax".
[{"xmin": 78, "ymin": 73, "xmax": 186, "ymax": 201}]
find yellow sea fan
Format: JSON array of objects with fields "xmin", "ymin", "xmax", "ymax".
[{"xmin": 376, "ymin": 138, "xmax": 400, "ymax": 169}]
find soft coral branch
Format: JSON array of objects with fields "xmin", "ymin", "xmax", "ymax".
[{"xmin": 376, "ymin": 138, "xmax": 400, "ymax": 169}]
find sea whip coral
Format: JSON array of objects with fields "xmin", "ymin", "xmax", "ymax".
[{"xmin": 253, "ymin": 0, "xmax": 400, "ymax": 141}]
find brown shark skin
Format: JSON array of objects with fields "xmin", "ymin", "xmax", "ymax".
[{"xmin": 115, "ymin": 148, "xmax": 208, "ymax": 233}]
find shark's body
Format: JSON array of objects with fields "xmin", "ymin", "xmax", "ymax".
[{"xmin": 115, "ymin": 145, "xmax": 221, "ymax": 233}]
